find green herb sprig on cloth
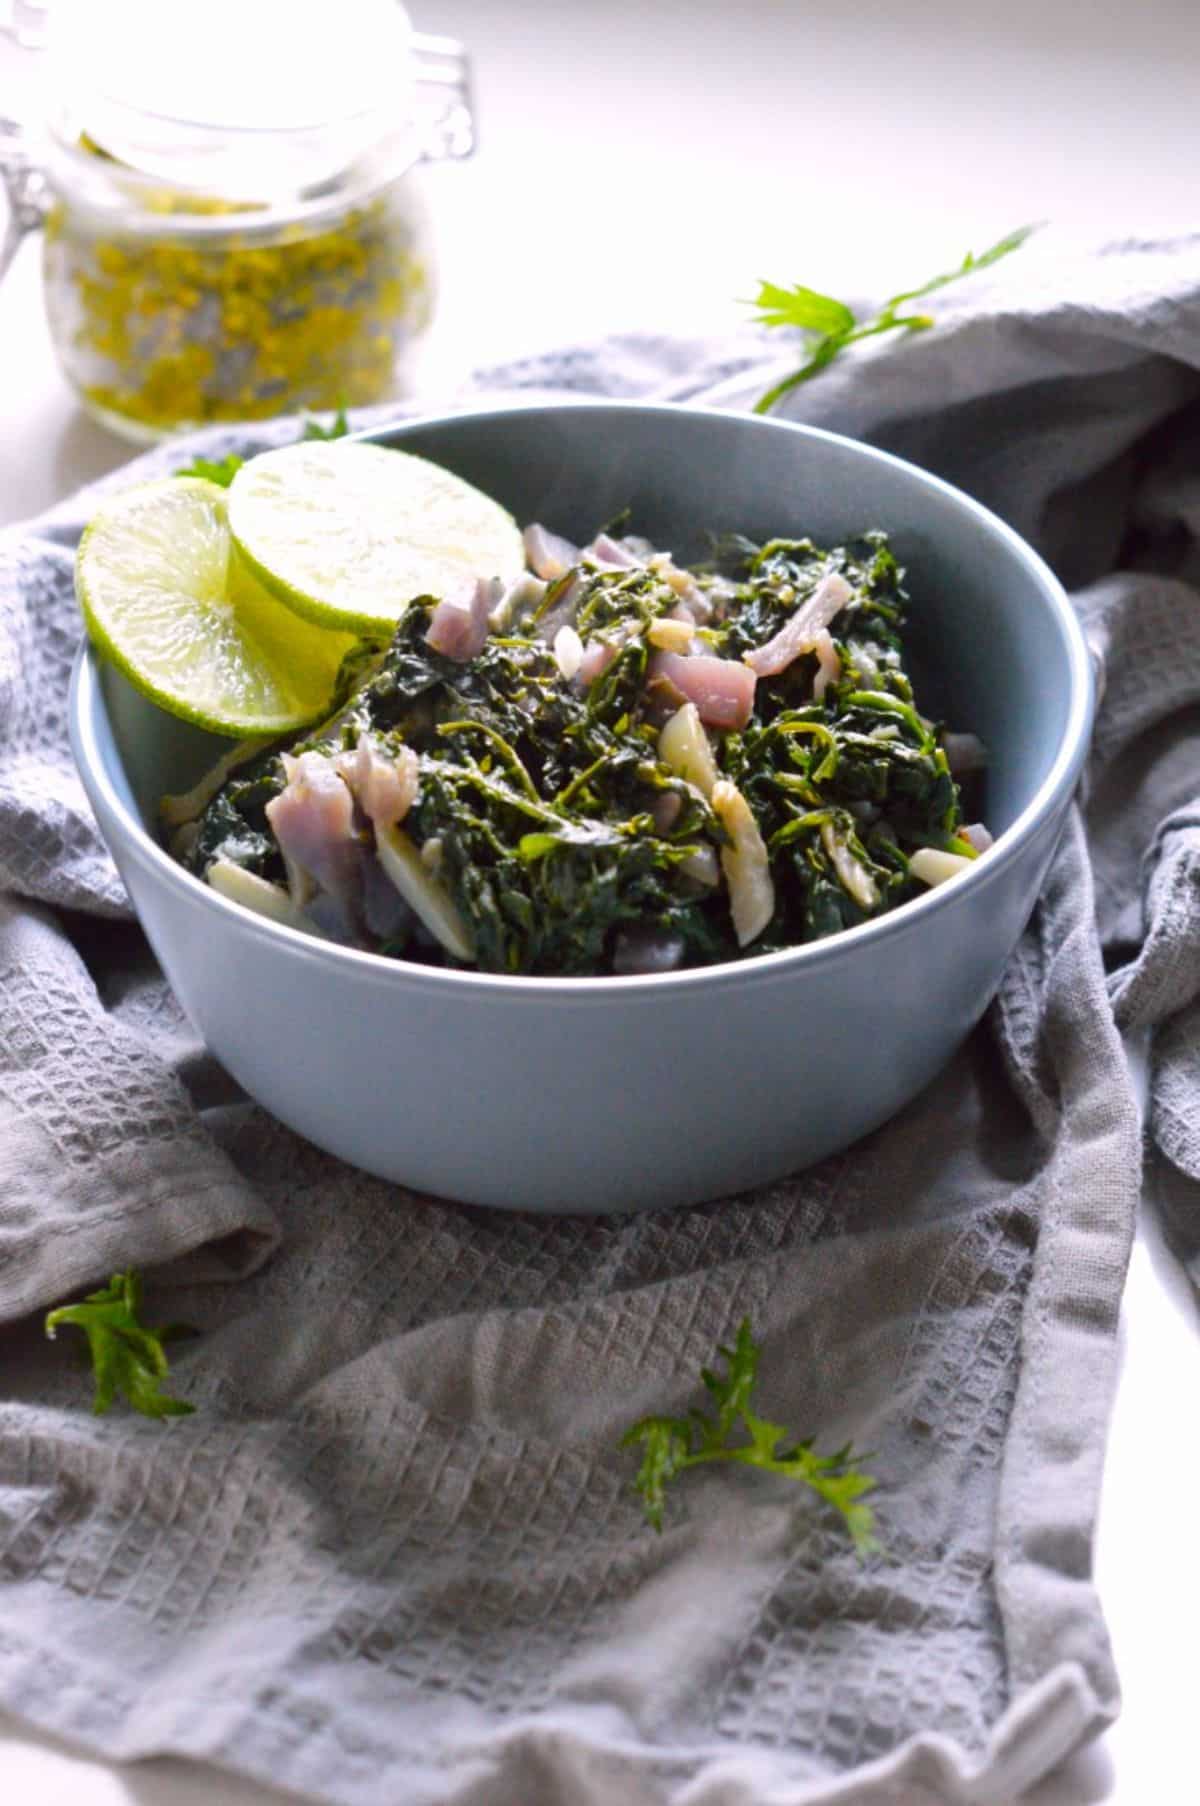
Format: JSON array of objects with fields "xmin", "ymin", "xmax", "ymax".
[
  {"xmin": 44, "ymin": 1270, "xmax": 195, "ymax": 1419},
  {"xmin": 620, "ymin": 1319, "xmax": 879, "ymax": 1553},
  {"xmin": 748, "ymin": 225, "xmax": 1035, "ymax": 415}
]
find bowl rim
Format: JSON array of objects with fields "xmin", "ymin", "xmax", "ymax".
[{"xmin": 70, "ymin": 398, "xmax": 1095, "ymax": 1001}]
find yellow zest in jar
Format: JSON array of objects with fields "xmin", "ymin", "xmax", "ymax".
[{"xmin": 43, "ymin": 163, "xmax": 433, "ymax": 439}]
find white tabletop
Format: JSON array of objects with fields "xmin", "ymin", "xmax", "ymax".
[{"xmin": 2, "ymin": 3, "xmax": 1199, "ymax": 1800}]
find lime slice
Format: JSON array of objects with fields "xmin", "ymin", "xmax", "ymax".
[
  {"xmin": 226, "ymin": 440, "xmax": 527, "ymax": 635},
  {"xmin": 76, "ymin": 477, "xmax": 357, "ymax": 736}
]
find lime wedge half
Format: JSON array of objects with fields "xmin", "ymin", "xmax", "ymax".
[
  {"xmin": 76, "ymin": 477, "xmax": 357, "ymax": 737},
  {"xmin": 227, "ymin": 440, "xmax": 527, "ymax": 636}
]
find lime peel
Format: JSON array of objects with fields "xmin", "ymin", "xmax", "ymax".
[
  {"xmin": 76, "ymin": 477, "xmax": 357, "ymax": 737},
  {"xmin": 226, "ymin": 440, "xmax": 527, "ymax": 636}
]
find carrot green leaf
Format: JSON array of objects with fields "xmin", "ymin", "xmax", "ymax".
[
  {"xmin": 620, "ymin": 1318, "xmax": 879, "ymax": 1552},
  {"xmin": 174, "ymin": 408, "xmax": 349, "ymax": 487},
  {"xmin": 748, "ymin": 224, "xmax": 1036, "ymax": 415},
  {"xmin": 301, "ymin": 404, "xmax": 351, "ymax": 442},
  {"xmin": 45, "ymin": 1269, "xmax": 195, "ymax": 1419},
  {"xmin": 173, "ymin": 452, "xmax": 244, "ymax": 487}
]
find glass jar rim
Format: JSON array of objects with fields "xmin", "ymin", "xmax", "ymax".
[
  {"xmin": 30, "ymin": 0, "xmax": 433, "ymax": 209},
  {"xmin": 47, "ymin": 0, "xmax": 416, "ymax": 137},
  {"xmin": 39, "ymin": 115, "xmax": 425, "ymax": 236}
]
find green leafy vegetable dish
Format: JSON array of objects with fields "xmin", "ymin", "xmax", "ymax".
[{"xmin": 166, "ymin": 508, "xmax": 992, "ymax": 977}]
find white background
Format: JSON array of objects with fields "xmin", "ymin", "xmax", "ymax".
[{"xmin": 2, "ymin": 2, "xmax": 1200, "ymax": 1801}]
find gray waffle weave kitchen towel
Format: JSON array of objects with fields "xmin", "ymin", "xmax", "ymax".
[{"xmin": 3, "ymin": 227, "xmax": 1199, "ymax": 1805}]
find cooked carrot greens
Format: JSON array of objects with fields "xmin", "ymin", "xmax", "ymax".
[{"xmin": 170, "ymin": 517, "xmax": 986, "ymax": 976}]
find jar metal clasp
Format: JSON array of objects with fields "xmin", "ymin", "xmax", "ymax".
[
  {"xmin": 410, "ymin": 31, "xmax": 476, "ymax": 164},
  {"xmin": 0, "ymin": 114, "xmax": 50, "ymax": 281}
]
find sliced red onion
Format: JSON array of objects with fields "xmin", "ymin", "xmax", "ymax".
[
  {"xmin": 524, "ymin": 523, "xmax": 579, "ymax": 580},
  {"xmin": 337, "ymin": 732, "xmax": 419, "ymax": 829},
  {"xmin": 425, "ymin": 576, "xmax": 503, "ymax": 663},
  {"xmin": 744, "ymin": 571, "xmax": 854, "ymax": 678},
  {"xmin": 584, "ymin": 533, "xmax": 641, "ymax": 568},
  {"xmin": 265, "ymin": 751, "xmax": 366, "ymax": 938},
  {"xmin": 622, "ymin": 534, "xmax": 659, "ymax": 560},
  {"xmin": 648, "ymin": 649, "xmax": 756, "ymax": 730},
  {"xmin": 578, "ymin": 638, "xmax": 619, "ymax": 686}
]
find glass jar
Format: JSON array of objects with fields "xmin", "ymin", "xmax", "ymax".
[{"xmin": 0, "ymin": 0, "xmax": 474, "ymax": 441}]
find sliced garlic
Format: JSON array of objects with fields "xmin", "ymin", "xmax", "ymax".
[
  {"xmin": 553, "ymin": 623, "xmax": 584, "ymax": 681},
  {"xmin": 711, "ymin": 779, "xmax": 774, "ymax": 947},
  {"xmin": 375, "ymin": 823, "xmax": 476, "ymax": 962},
  {"xmin": 909, "ymin": 847, "xmax": 975, "ymax": 888},
  {"xmin": 647, "ymin": 616, "xmax": 695, "ymax": 654},
  {"xmin": 207, "ymin": 857, "xmax": 303, "ymax": 928},
  {"xmin": 658, "ymin": 701, "xmax": 719, "ymax": 800},
  {"xmin": 820, "ymin": 820, "xmax": 880, "ymax": 911}
]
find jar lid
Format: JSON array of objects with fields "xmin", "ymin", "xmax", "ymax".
[{"xmin": 44, "ymin": 0, "xmax": 418, "ymax": 199}]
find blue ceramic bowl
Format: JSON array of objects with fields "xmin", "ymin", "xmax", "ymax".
[{"xmin": 69, "ymin": 402, "xmax": 1093, "ymax": 1212}]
